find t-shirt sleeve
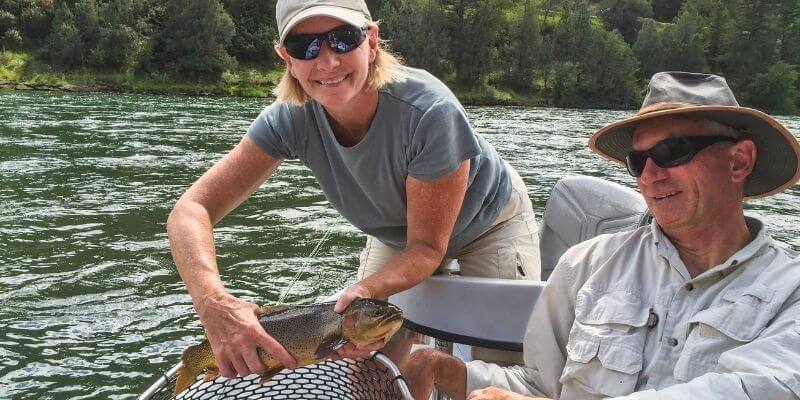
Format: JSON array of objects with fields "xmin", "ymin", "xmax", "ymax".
[
  {"xmin": 246, "ymin": 102, "xmax": 298, "ymax": 160},
  {"xmin": 407, "ymin": 100, "xmax": 481, "ymax": 180}
]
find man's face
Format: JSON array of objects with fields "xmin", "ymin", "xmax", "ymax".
[{"xmin": 631, "ymin": 116, "xmax": 751, "ymax": 232}]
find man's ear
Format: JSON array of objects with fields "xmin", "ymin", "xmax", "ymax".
[{"xmin": 730, "ymin": 139, "xmax": 757, "ymax": 183}]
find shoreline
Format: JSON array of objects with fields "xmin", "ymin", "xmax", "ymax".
[{"xmin": 0, "ymin": 77, "xmax": 632, "ymax": 110}]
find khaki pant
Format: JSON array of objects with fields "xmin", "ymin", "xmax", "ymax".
[{"xmin": 357, "ymin": 164, "xmax": 541, "ymax": 365}]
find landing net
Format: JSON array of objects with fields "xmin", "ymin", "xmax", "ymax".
[{"xmin": 139, "ymin": 353, "xmax": 412, "ymax": 400}]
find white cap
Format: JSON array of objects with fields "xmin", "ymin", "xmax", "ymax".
[{"xmin": 276, "ymin": 0, "xmax": 371, "ymax": 44}]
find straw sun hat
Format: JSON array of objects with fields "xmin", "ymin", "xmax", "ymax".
[{"xmin": 589, "ymin": 71, "xmax": 800, "ymax": 199}]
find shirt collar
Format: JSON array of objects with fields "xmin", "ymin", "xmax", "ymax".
[{"xmin": 650, "ymin": 216, "xmax": 771, "ymax": 278}]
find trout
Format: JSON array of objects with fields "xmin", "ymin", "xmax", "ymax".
[{"xmin": 174, "ymin": 298, "xmax": 404, "ymax": 395}]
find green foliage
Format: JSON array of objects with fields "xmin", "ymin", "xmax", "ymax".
[
  {"xmin": 151, "ymin": 0, "xmax": 236, "ymax": 81},
  {"xmin": 379, "ymin": 0, "xmax": 451, "ymax": 77},
  {"xmin": 579, "ymin": 27, "xmax": 639, "ymax": 106},
  {"xmin": 443, "ymin": 0, "xmax": 509, "ymax": 89},
  {"xmin": 652, "ymin": 0, "xmax": 684, "ymax": 21},
  {"xmin": 2, "ymin": 28, "xmax": 22, "ymax": 50},
  {"xmin": 661, "ymin": 5, "xmax": 707, "ymax": 73},
  {"xmin": 633, "ymin": 19, "xmax": 664, "ymax": 80},
  {"xmin": 553, "ymin": 0, "xmax": 593, "ymax": 61},
  {"xmin": 0, "ymin": 50, "xmax": 29, "ymax": 80},
  {"xmin": 596, "ymin": 0, "xmax": 652, "ymax": 44},
  {"xmin": 91, "ymin": 0, "xmax": 146, "ymax": 70},
  {"xmin": 552, "ymin": 61, "xmax": 579, "ymax": 105},
  {"xmin": 0, "ymin": 9, "xmax": 15, "ymax": 34},
  {"xmin": 0, "ymin": 0, "xmax": 798, "ymax": 112},
  {"xmin": 702, "ymin": 1, "xmax": 734, "ymax": 70},
  {"xmin": 747, "ymin": 61, "xmax": 798, "ymax": 115},
  {"xmin": 16, "ymin": 0, "xmax": 54, "ymax": 41},
  {"xmin": 496, "ymin": 0, "xmax": 544, "ymax": 91},
  {"xmin": 42, "ymin": 2, "xmax": 84, "ymax": 67},
  {"xmin": 223, "ymin": 0, "xmax": 278, "ymax": 65},
  {"xmin": 718, "ymin": 0, "xmax": 781, "ymax": 88}
]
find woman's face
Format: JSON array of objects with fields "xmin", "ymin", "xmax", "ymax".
[{"xmin": 281, "ymin": 16, "xmax": 378, "ymax": 110}]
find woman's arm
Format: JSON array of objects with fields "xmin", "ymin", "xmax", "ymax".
[
  {"xmin": 334, "ymin": 159, "xmax": 470, "ymax": 312},
  {"xmin": 167, "ymin": 135, "xmax": 297, "ymax": 378}
]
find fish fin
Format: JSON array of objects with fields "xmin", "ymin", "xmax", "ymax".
[
  {"xmin": 314, "ymin": 335, "xmax": 348, "ymax": 359},
  {"xmin": 258, "ymin": 366, "xmax": 284, "ymax": 384},
  {"xmin": 257, "ymin": 305, "xmax": 290, "ymax": 316},
  {"xmin": 174, "ymin": 363, "xmax": 200, "ymax": 396},
  {"xmin": 203, "ymin": 366, "xmax": 219, "ymax": 382}
]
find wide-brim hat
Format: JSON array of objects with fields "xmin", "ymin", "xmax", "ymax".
[
  {"xmin": 276, "ymin": 0, "xmax": 372, "ymax": 45},
  {"xmin": 589, "ymin": 71, "xmax": 800, "ymax": 199}
]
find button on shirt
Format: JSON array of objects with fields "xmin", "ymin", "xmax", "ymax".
[{"xmin": 466, "ymin": 217, "xmax": 800, "ymax": 399}]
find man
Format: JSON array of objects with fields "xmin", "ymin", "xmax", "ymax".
[{"xmin": 405, "ymin": 71, "xmax": 800, "ymax": 400}]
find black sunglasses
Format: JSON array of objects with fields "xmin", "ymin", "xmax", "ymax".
[
  {"xmin": 283, "ymin": 24, "xmax": 368, "ymax": 60},
  {"xmin": 625, "ymin": 135, "xmax": 738, "ymax": 177}
]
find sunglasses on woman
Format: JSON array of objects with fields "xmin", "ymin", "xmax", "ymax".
[
  {"xmin": 625, "ymin": 135, "xmax": 739, "ymax": 177},
  {"xmin": 283, "ymin": 24, "xmax": 368, "ymax": 60}
]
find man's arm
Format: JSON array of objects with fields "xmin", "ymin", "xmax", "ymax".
[
  {"xmin": 612, "ymin": 299, "xmax": 800, "ymax": 400},
  {"xmin": 464, "ymin": 238, "xmax": 600, "ymax": 398}
]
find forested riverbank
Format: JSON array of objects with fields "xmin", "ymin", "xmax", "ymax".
[{"xmin": 1, "ymin": 0, "xmax": 798, "ymax": 113}]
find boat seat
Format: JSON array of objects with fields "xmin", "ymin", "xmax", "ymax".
[
  {"xmin": 539, "ymin": 175, "xmax": 650, "ymax": 279},
  {"xmin": 389, "ymin": 175, "xmax": 650, "ymax": 351}
]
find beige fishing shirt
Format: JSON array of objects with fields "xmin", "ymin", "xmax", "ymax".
[{"xmin": 466, "ymin": 217, "xmax": 800, "ymax": 399}]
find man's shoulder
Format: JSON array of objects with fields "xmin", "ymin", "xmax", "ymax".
[
  {"xmin": 561, "ymin": 226, "xmax": 653, "ymax": 265},
  {"xmin": 549, "ymin": 226, "xmax": 654, "ymax": 287}
]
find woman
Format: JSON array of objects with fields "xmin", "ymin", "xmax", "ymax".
[{"xmin": 167, "ymin": 0, "xmax": 541, "ymax": 379}]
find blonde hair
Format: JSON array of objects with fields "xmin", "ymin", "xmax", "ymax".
[{"xmin": 272, "ymin": 22, "xmax": 407, "ymax": 105}]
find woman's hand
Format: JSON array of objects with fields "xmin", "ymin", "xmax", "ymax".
[
  {"xmin": 197, "ymin": 291, "xmax": 297, "ymax": 378},
  {"xmin": 333, "ymin": 282, "xmax": 373, "ymax": 313},
  {"xmin": 468, "ymin": 387, "xmax": 550, "ymax": 400}
]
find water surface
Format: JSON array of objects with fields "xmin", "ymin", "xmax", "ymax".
[{"xmin": 1, "ymin": 91, "xmax": 798, "ymax": 399}]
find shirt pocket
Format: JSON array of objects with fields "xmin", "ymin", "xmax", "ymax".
[
  {"xmin": 675, "ymin": 284, "xmax": 778, "ymax": 381},
  {"xmin": 560, "ymin": 289, "xmax": 650, "ymax": 398}
]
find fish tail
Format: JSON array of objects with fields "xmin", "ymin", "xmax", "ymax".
[{"xmin": 173, "ymin": 342, "xmax": 213, "ymax": 395}]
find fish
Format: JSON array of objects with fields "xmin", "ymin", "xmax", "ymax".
[{"xmin": 174, "ymin": 298, "xmax": 404, "ymax": 395}]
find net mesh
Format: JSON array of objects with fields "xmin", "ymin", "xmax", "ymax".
[{"xmin": 147, "ymin": 358, "xmax": 405, "ymax": 400}]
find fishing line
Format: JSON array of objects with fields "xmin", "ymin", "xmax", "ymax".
[{"xmin": 276, "ymin": 225, "xmax": 335, "ymax": 305}]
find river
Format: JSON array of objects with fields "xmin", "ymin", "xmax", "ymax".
[{"xmin": 1, "ymin": 91, "xmax": 799, "ymax": 399}]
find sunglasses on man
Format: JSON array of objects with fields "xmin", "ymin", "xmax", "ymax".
[
  {"xmin": 625, "ymin": 135, "xmax": 740, "ymax": 177},
  {"xmin": 283, "ymin": 24, "xmax": 368, "ymax": 60}
]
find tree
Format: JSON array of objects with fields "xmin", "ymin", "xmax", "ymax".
[
  {"xmin": 73, "ymin": 0, "xmax": 100, "ymax": 53},
  {"xmin": 717, "ymin": 0, "xmax": 781, "ymax": 94},
  {"xmin": 379, "ymin": 0, "xmax": 451, "ymax": 77},
  {"xmin": 442, "ymin": 0, "xmax": 509, "ymax": 89},
  {"xmin": 579, "ymin": 27, "xmax": 639, "ymax": 106},
  {"xmin": 42, "ymin": 2, "xmax": 84, "ymax": 67},
  {"xmin": 2, "ymin": 28, "xmax": 22, "ymax": 50},
  {"xmin": 652, "ymin": 0, "xmax": 684, "ymax": 21},
  {"xmin": 552, "ymin": 0, "xmax": 593, "ymax": 61},
  {"xmin": 662, "ymin": 5, "xmax": 707, "ymax": 73},
  {"xmin": 17, "ymin": 0, "xmax": 54, "ymax": 41},
  {"xmin": 777, "ymin": 0, "xmax": 800, "ymax": 66},
  {"xmin": 151, "ymin": 0, "xmax": 236, "ymax": 80},
  {"xmin": 223, "ymin": 0, "xmax": 278, "ymax": 66},
  {"xmin": 596, "ymin": 0, "xmax": 652, "ymax": 44},
  {"xmin": 497, "ymin": 0, "xmax": 543, "ymax": 90},
  {"xmin": 703, "ymin": 0, "xmax": 735, "ymax": 71},
  {"xmin": 0, "ymin": 9, "xmax": 15, "ymax": 35},
  {"xmin": 747, "ymin": 61, "xmax": 798, "ymax": 114},
  {"xmin": 633, "ymin": 19, "xmax": 664, "ymax": 80}
]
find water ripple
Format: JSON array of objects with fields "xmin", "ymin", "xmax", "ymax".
[{"xmin": 1, "ymin": 92, "xmax": 799, "ymax": 399}]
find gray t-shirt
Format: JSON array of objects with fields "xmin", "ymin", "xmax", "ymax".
[{"xmin": 247, "ymin": 67, "xmax": 510, "ymax": 253}]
